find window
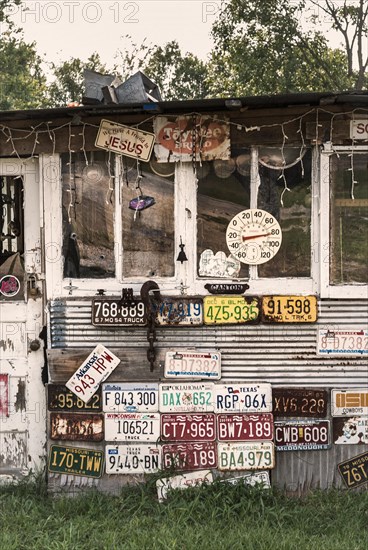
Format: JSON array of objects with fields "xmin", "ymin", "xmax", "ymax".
[{"xmin": 0, "ymin": 176, "xmax": 24, "ymax": 267}]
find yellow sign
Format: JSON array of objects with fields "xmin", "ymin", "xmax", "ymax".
[
  {"xmin": 95, "ymin": 119, "xmax": 155, "ymax": 161},
  {"xmin": 262, "ymin": 296, "xmax": 317, "ymax": 323},
  {"xmin": 203, "ymin": 296, "xmax": 260, "ymax": 325}
]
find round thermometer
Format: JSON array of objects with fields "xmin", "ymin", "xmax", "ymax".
[{"xmin": 226, "ymin": 209, "xmax": 282, "ymax": 265}]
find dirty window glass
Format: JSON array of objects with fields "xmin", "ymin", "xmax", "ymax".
[
  {"xmin": 61, "ymin": 152, "xmax": 115, "ymax": 278},
  {"xmin": 330, "ymin": 152, "xmax": 368, "ymax": 284},
  {"xmin": 197, "ymin": 154, "xmax": 250, "ymax": 279},
  {"xmin": 257, "ymin": 148, "xmax": 312, "ymax": 278},
  {"xmin": 122, "ymin": 160, "xmax": 175, "ymax": 278},
  {"xmin": 1, "ymin": 176, "xmax": 24, "ymax": 266}
]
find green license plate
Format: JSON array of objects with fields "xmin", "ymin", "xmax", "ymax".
[
  {"xmin": 203, "ymin": 296, "xmax": 260, "ymax": 325},
  {"xmin": 48, "ymin": 445, "xmax": 104, "ymax": 478}
]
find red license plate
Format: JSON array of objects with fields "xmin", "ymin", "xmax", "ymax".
[
  {"xmin": 161, "ymin": 413, "xmax": 216, "ymax": 442},
  {"xmin": 162, "ymin": 442, "xmax": 217, "ymax": 470},
  {"xmin": 217, "ymin": 414, "xmax": 274, "ymax": 441}
]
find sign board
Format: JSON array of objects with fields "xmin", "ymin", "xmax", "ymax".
[
  {"xmin": 159, "ymin": 383, "xmax": 215, "ymax": 413},
  {"xmin": 157, "ymin": 470, "xmax": 214, "ymax": 502},
  {"xmin": 160, "ymin": 413, "xmax": 216, "ymax": 442},
  {"xmin": 95, "ymin": 119, "xmax": 155, "ymax": 161},
  {"xmin": 333, "ymin": 416, "xmax": 368, "ymax": 445},
  {"xmin": 104, "ymin": 412, "xmax": 160, "ymax": 442},
  {"xmin": 274, "ymin": 420, "xmax": 330, "ymax": 451},
  {"xmin": 106, "ymin": 444, "xmax": 161, "ymax": 474},
  {"xmin": 317, "ymin": 329, "xmax": 367, "ymax": 356},
  {"xmin": 48, "ymin": 385, "xmax": 102, "ymax": 412},
  {"xmin": 102, "ymin": 383, "xmax": 159, "ymax": 413},
  {"xmin": 0, "ymin": 374, "xmax": 9, "ymax": 416},
  {"xmin": 272, "ymin": 388, "xmax": 328, "ymax": 417},
  {"xmin": 162, "ymin": 442, "xmax": 217, "ymax": 471},
  {"xmin": 220, "ymin": 471, "xmax": 271, "ymax": 488},
  {"xmin": 48, "ymin": 445, "xmax": 104, "ymax": 478},
  {"xmin": 218, "ymin": 442, "xmax": 275, "ymax": 471},
  {"xmin": 338, "ymin": 451, "xmax": 368, "ymax": 489},
  {"xmin": 214, "ymin": 383, "xmax": 272, "ymax": 413},
  {"xmin": 203, "ymin": 296, "xmax": 260, "ymax": 325},
  {"xmin": 262, "ymin": 296, "xmax": 317, "ymax": 323},
  {"xmin": 350, "ymin": 119, "xmax": 368, "ymax": 140},
  {"xmin": 92, "ymin": 298, "xmax": 146, "ymax": 326},
  {"xmin": 50, "ymin": 413, "xmax": 104, "ymax": 441},
  {"xmin": 154, "ymin": 297, "xmax": 203, "ymax": 326},
  {"xmin": 153, "ymin": 115, "xmax": 230, "ymax": 162},
  {"xmin": 164, "ymin": 350, "xmax": 221, "ymax": 380},
  {"xmin": 204, "ymin": 283, "xmax": 249, "ymax": 295},
  {"xmin": 66, "ymin": 345, "xmax": 121, "ymax": 404},
  {"xmin": 331, "ymin": 389, "xmax": 368, "ymax": 417},
  {"xmin": 217, "ymin": 413, "xmax": 274, "ymax": 441}
]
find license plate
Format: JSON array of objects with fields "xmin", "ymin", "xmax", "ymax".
[
  {"xmin": 50, "ymin": 413, "xmax": 104, "ymax": 442},
  {"xmin": 338, "ymin": 451, "xmax": 368, "ymax": 489},
  {"xmin": 162, "ymin": 442, "xmax": 217, "ymax": 470},
  {"xmin": 261, "ymin": 295, "xmax": 317, "ymax": 323},
  {"xmin": 106, "ymin": 444, "xmax": 161, "ymax": 474},
  {"xmin": 333, "ymin": 417, "xmax": 368, "ymax": 445},
  {"xmin": 203, "ymin": 296, "xmax": 260, "ymax": 325},
  {"xmin": 159, "ymin": 383, "xmax": 215, "ymax": 413},
  {"xmin": 220, "ymin": 471, "xmax": 271, "ymax": 488},
  {"xmin": 218, "ymin": 442, "xmax": 275, "ymax": 471},
  {"xmin": 92, "ymin": 298, "xmax": 146, "ymax": 326},
  {"xmin": 331, "ymin": 389, "xmax": 368, "ymax": 416},
  {"xmin": 161, "ymin": 413, "xmax": 216, "ymax": 442},
  {"xmin": 102, "ymin": 383, "xmax": 159, "ymax": 413},
  {"xmin": 272, "ymin": 388, "xmax": 328, "ymax": 417},
  {"xmin": 104, "ymin": 413, "xmax": 160, "ymax": 442},
  {"xmin": 48, "ymin": 384, "xmax": 102, "ymax": 412},
  {"xmin": 165, "ymin": 350, "xmax": 221, "ymax": 380},
  {"xmin": 48, "ymin": 445, "xmax": 104, "ymax": 477},
  {"xmin": 217, "ymin": 414, "xmax": 274, "ymax": 441},
  {"xmin": 215, "ymin": 383, "xmax": 272, "ymax": 413},
  {"xmin": 66, "ymin": 345, "xmax": 120, "ymax": 404},
  {"xmin": 157, "ymin": 470, "xmax": 214, "ymax": 501},
  {"xmin": 154, "ymin": 297, "xmax": 203, "ymax": 326},
  {"xmin": 274, "ymin": 420, "xmax": 330, "ymax": 450},
  {"xmin": 317, "ymin": 329, "xmax": 368, "ymax": 356}
]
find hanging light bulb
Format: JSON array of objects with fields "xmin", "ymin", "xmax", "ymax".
[{"xmin": 176, "ymin": 236, "xmax": 188, "ymax": 263}]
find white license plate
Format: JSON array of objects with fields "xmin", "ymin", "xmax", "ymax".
[
  {"xmin": 317, "ymin": 329, "xmax": 368, "ymax": 356},
  {"xmin": 106, "ymin": 444, "xmax": 161, "ymax": 474},
  {"xmin": 157, "ymin": 470, "xmax": 214, "ymax": 502},
  {"xmin": 104, "ymin": 413, "xmax": 160, "ymax": 442},
  {"xmin": 331, "ymin": 389, "xmax": 368, "ymax": 416},
  {"xmin": 165, "ymin": 351, "xmax": 221, "ymax": 380},
  {"xmin": 102, "ymin": 383, "xmax": 159, "ymax": 412},
  {"xmin": 220, "ymin": 471, "xmax": 271, "ymax": 488},
  {"xmin": 215, "ymin": 384, "xmax": 272, "ymax": 413},
  {"xmin": 218, "ymin": 442, "xmax": 275, "ymax": 471},
  {"xmin": 159, "ymin": 383, "xmax": 215, "ymax": 413}
]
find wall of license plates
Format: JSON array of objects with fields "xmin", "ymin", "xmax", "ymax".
[{"xmin": 46, "ymin": 294, "xmax": 368, "ymax": 495}]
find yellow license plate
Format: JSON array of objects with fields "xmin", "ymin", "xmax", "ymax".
[
  {"xmin": 262, "ymin": 296, "xmax": 317, "ymax": 323},
  {"xmin": 203, "ymin": 296, "xmax": 260, "ymax": 325}
]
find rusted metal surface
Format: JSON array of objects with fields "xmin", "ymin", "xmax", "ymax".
[
  {"xmin": 50, "ymin": 413, "xmax": 104, "ymax": 441},
  {"xmin": 272, "ymin": 388, "xmax": 328, "ymax": 417},
  {"xmin": 337, "ymin": 451, "xmax": 368, "ymax": 489},
  {"xmin": 48, "ymin": 384, "xmax": 102, "ymax": 412}
]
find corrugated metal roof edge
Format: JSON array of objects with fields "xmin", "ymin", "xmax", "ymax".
[{"xmin": 1, "ymin": 90, "xmax": 367, "ymax": 122}]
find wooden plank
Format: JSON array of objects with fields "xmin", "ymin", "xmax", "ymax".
[
  {"xmin": 47, "ymin": 348, "xmax": 164, "ymax": 383},
  {"xmin": 305, "ymin": 120, "xmax": 351, "ymax": 142}
]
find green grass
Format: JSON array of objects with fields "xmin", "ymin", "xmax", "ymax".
[{"xmin": 0, "ymin": 474, "xmax": 367, "ymax": 550}]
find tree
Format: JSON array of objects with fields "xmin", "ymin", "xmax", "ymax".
[
  {"xmin": 208, "ymin": 0, "xmax": 366, "ymax": 95},
  {"xmin": 0, "ymin": 0, "xmax": 21, "ymax": 24}
]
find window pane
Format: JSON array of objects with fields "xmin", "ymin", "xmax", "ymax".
[
  {"xmin": 1, "ymin": 176, "xmax": 24, "ymax": 266},
  {"xmin": 122, "ymin": 161, "xmax": 175, "ymax": 278},
  {"xmin": 197, "ymin": 156, "xmax": 250, "ymax": 278},
  {"xmin": 330, "ymin": 152, "xmax": 368, "ymax": 284},
  {"xmin": 61, "ymin": 152, "xmax": 115, "ymax": 278},
  {"xmin": 257, "ymin": 148, "xmax": 312, "ymax": 278}
]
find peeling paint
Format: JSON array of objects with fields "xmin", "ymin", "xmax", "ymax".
[
  {"xmin": 0, "ymin": 339, "xmax": 15, "ymax": 352},
  {"xmin": 14, "ymin": 380, "xmax": 26, "ymax": 412},
  {"xmin": 0, "ymin": 431, "xmax": 27, "ymax": 469}
]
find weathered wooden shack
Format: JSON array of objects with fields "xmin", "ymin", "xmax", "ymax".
[{"xmin": 0, "ymin": 88, "xmax": 367, "ymax": 495}]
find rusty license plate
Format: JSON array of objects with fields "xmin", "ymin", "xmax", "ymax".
[
  {"xmin": 338, "ymin": 451, "xmax": 368, "ymax": 489},
  {"xmin": 162, "ymin": 442, "xmax": 217, "ymax": 471},
  {"xmin": 50, "ymin": 413, "xmax": 104, "ymax": 441},
  {"xmin": 48, "ymin": 384, "xmax": 102, "ymax": 412},
  {"xmin": 92, "ymin": 298, "xmax": 146, "ymax": 326},
  {"xmin": 217, "ymin": 414, "xmax": 274, "ymax": 442},
  {"xmin": 274, "ymin": 420, "xmax": 330, "ymax": 451},
  {"xmin": 262, "ymin": 295, "xmax": 317, "ymax": 322},
  {"xmin": 154, "ymin": 297, "xmax": 203, "ymax": 326},
  {"xmin": 272, "ymin": 388, "xmax": 328, "ymax": 417},
  {"xmin": 218, "ymin": 442, "xmax": 275, "ymax": 471},
  {"xmin": 48, "ymin": 445, "xmax": 104, "ymax": 478},
  {"xmin": 160, "ymin": 413, "xmax": 216, "ymax": 442},
  {"xmin": 203, "ymin": 296, "xmax": 260, "ymax": 325}
]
